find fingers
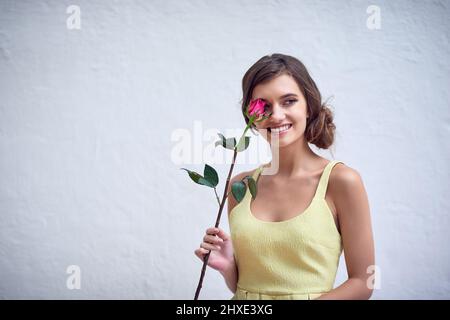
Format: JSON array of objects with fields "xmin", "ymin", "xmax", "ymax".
[
  {"xmin": 201, "ymin": 241, "xmax": 221, "ymax": 251},
  {"xmin": 194, "ymin": 245, "xmax": 219, "ymax": 261},
  {"xmin": 194, "ymin": 227, "xmax": 230, "ymax": 262},
  {"xmin": 203, "ymin": 234, "xmax": 224, "ymax": 246},
  {"xmin": 194, "ymin": 247, "xmax": 209, "ymax": 260},
  {"xmin": 205, "ymin": 227, "xmax": 230, "ymax": 241}
]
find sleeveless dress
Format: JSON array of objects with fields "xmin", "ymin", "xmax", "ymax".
[{"xmin": 229, "ymin": 160, "xmax": 344, "ymax": 300}]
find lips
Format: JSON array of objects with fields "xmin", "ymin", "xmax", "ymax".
[{"xmin": 268, "ymin": 124, "xmax": 292, "ymax": 133}]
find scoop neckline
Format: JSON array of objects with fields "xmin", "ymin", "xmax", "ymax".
[{"xmin": 247, "ymin": 161, "xmax": 333, "ymax": 225}]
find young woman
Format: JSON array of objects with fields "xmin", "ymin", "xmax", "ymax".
[{"xmin": 195, "ymin": 53, "xmax": 375, "ymax": 300}]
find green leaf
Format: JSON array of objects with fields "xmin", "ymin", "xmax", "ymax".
[
  {"xmin": 217, "ymin": 132, "xmax": 226, "ymax": 141},
  {"xmin": 180, "ymin": 168, "xmax": 202, "ymax": 184},
  {"xmin": 216, "ymin": 133, "xmax": 236, "ymax": 150},
  {"xmin": 247, "ymin": 177, "xmax": 257, "ymax": 199},
  {"xmin": 203, "ymin": 164, "xmax": 218, "ymax": 187},
  {"xmin": 224, "ymin": 137, "xmax": 237, "ymax": 150},
  {"xmin": 231, "ymin": 181, "xmax": 247, "ymax": 203},
  {"xmin": 197, "ymin": 177, "xmax": 214, "ymax": 187},
  {"xmin": 242, "ymin": 176, "xmax": 257, "ymax": 200},
  {"xmin": 180, "ymin": 168, "xmax": 214, "ymax": 188},
  {"xmin": 235, "ymin": 136, "xmax": 250, "ymax": 152},
  {"xmin": 215, "ymin": 133, "xmax": 226, "ymax": 148}
]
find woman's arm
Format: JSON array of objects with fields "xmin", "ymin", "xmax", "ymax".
[
  {"xmin": 220, "ymin": 260, "xmax": 238, "ymax": 293},
  {"xmin": 317, "ymin": 165, "xmax": 375, "ymax": 300}
]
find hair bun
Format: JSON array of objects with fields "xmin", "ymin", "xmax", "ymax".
[{"xmin": 320, "ymin": 105, "xmax": 334, "ymax": 126}]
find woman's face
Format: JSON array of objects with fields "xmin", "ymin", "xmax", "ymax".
[{"xmin": 252, "ymin": 74, "xmax": 309, "ymax": 147}]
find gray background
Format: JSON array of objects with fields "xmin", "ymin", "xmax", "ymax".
[{"xmin": 0, "ymin": 0, "xmax": 449, "ymax": 299}]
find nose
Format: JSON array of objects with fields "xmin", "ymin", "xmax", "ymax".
[{"xmin": 269, "ymin": 103, "xmax": 286, "ymax": 122}]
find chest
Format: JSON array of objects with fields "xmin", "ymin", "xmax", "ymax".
[{"xmin": 250, "ymin": 174, "xmax": 339, "ymax": 229}]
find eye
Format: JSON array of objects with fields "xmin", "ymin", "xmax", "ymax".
[{"xmin": 284, "ymin": 99, "xmax": 297, "ymax": 106}]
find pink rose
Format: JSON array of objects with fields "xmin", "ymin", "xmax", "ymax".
[{"xmin": 248, "ymin": 99, "xmax": 266, "ymax": 118}]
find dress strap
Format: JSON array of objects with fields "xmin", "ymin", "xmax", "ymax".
[
  {"xmin": 314, "ymin": 160, "xmax": 344, "ymax": 200},
  {"xmin": 252, "ymin": 161, "xmax": 344, "ymax": 200}
]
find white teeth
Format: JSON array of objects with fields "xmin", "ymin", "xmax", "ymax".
[{"xmin": 270, "ymin": 124, "xmax": 291, "ymax": 133}]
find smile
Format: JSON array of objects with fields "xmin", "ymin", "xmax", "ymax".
[{"xmin": 268, "ymin": 124, "xmax": 292, "ymax": 134}]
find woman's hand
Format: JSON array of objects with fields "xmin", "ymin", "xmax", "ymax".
[{"xmin": 194, "ymin": 227, "xmax": 235, "ymax": 272}]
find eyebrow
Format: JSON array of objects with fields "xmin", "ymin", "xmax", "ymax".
[{"xmin": 257, "ymin": 93, "xmax": 298, "ymax": 102}]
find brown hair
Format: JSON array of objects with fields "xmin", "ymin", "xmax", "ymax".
[{"xmin": 240, "ymin": 53, "xmax": 335, "ymax": 149}]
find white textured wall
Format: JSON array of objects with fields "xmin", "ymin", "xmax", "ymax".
[{"xmin": 0, "ymin": 0, "xmax": 449, "ymax": 299}]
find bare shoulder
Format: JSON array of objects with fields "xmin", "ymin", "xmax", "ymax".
[
  {"xmin": 329, "ymin": 162, "xmax": 369, "ymax": 216},
  {"xmin": 330, "ymin": 162, "xmax": 363, "ymax": 189}
]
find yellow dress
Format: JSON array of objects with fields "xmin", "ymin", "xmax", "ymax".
[{"xmin": 229, "ymin": 160, "xmax": 344, "ymax": 300}]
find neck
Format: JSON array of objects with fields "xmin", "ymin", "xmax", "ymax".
[{"xmin": 267, "ymin": 136, "xmax": 321, "ymax": 177}]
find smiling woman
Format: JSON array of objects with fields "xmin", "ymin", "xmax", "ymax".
[
  {"xmin": 241, "ymin": 54, "xmax": 336, "ymax": 150},
  {"xmin": 194, "ymin": 53, "xmax": 375, "ymax": 300}
]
